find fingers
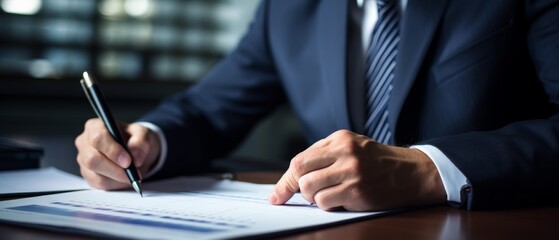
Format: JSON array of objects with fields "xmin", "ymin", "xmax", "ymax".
[
  {"xmin": 312, "ymin": 183, "xmax": 353, "ymax": 211},
  {"xmin": 290, "ymin": 150, "xmax": 336, "ymax": 178},
  {"xmin": 76, "ymin": 119, "xmax": 162, "ymax": 190},
  {"xmin": 272, "ymin": 168, "xmax": 364, "ymax": 211},
  {"xmin": 80, "ymin": 166, "xmax": 129, "ymax": 190},
  {"xmin": 76, "ymin": 144, "xmax": 130, "ymax": 184},
  {"xmin": 269, "ymin": 145, "xmax": 337, "ymax": 205},
  {"xmin": 268, "ymin": 170, "xmax": 299, "ymax": 204},
  {"xmin": 270, "ymin": 130, "xmax": 379, "ymax": 210},
  {"xmin": 76, "ymin": 118, "xmax": 136, "ymax": 190},
  {"xmin": 298, "ymin": 168, "xmax": 344, "ymax": 204},
  {"xmin": 84, "ymin": 119, "xmax": 131, "ymax": 168}
]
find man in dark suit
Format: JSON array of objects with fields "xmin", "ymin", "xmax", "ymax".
[{"xmin": 75, "ymin": 0, "xmax": 559, "ymax": 211}]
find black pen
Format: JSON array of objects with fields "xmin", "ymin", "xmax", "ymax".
[{"xmin": 80, "ymin": 71, "xmax": 143, "ymax": 197}]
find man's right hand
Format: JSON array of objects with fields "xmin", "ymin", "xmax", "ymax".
[{"xmin": 75, "ymin": 118, "xmax": 161, "ymax": 190}]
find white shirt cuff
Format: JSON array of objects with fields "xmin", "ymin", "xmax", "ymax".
[
  {"xmin": 411, "ymin": 145, "xmax": 468, "ymax": 204},
  {"xmin": 136, "ymin": 122, "xmax": 168, "ymax": 179}
]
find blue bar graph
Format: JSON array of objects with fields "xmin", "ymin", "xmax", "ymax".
[{"xmin": 8, "ymin": 204, "xmax": 224, "ymax": 233}]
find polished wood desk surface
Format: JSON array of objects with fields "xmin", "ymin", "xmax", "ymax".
[{"xmin": 1, "ymin": 172, "xmax": 558, "ymax": 240}]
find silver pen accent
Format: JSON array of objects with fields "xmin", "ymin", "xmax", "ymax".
[{"xmin": 132, "ymin": 181, "xmax": 143, "ymax": 198}]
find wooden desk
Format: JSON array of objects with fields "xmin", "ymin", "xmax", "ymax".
[{"xmin": 1, "ymin": 172, "xmax": 558, "ymax": 240}]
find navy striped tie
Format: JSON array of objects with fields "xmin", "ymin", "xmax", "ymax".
[{"xmin": 364, "ymin": 0, "xmax": 400, "ymax": 144}]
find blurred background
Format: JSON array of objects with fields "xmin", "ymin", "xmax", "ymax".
[{"xmin": 0, "ymin": 0, "xmax": 305, "ymax": 175}]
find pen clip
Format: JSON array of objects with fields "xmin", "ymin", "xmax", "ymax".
[{"xmin": 80, "ymin": 79, "xmax": 102, "ymax": 119}]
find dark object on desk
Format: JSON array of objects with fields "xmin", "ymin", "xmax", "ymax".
[{"xmin": 0, "ymin": 138, "xmax": 43, "ymax": 171}]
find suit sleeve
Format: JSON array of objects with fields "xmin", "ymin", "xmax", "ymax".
[
  {"xmin": 424, "ymin": 1, "xmax": 559, "ymax": 210},
  {"xmin": 138, "ymin": 0, "xmax": 285, "ymax": 179}
]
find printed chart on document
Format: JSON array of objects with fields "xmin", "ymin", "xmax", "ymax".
[{"xmin": 0, "ymin": 177, "xmax": 383, "ymax": 239}]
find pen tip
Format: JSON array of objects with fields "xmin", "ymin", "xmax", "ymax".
[{"xmin": 132, "ymin": 181, "xmax": 143, "ymax": 198}]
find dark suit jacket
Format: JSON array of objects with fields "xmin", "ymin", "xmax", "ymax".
[{"xmin": 141, "ymin": 0, "xmax": 559, "ymax": 210}]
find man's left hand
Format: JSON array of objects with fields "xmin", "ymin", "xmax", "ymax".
[{"xmin": 268, "ymin": 130, "xmax": 446, "ymax": 211}]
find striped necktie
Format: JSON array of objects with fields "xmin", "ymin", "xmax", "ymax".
[{"xmin": 363, "ymin": 0, "xmax": 400, "ymax": 144}]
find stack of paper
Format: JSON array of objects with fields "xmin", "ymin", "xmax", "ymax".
[
  {"xmin": 0, "ymin": 176, "xmax": 389, "ymax": 239},
  {"xmin": 0, "ymin": 167, "xmax": 90, "ymax": 197}
]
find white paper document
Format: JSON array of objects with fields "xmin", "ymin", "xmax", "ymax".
[
  {"xmin": 0, "ymin": 177, "xmax": 391, "ymax": 239},
  {"xmin": 0, "ymin": 167, "xmax": 90, "ymax": 196}
]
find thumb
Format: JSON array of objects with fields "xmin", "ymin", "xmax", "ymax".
[{"xmin": 269, "ymin": 170, "xmax": 299, "ymax": 205}]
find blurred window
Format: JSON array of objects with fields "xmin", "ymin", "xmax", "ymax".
[{"xmin": 0, "ymin": 0, "xmax": 260, "ymax": 82}]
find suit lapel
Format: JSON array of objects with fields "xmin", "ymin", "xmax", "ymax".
[
  {"xmin": 390, "ymin": 0, "xmax": 449, "ymax": 138},
  {"xmin": 318, "ymin": 0, "xmax": 352, "ymax": 131}
]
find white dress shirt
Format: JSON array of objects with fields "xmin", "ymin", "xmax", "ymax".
[{"xmin": 141, "ymin": 0, "xmax": 468, "ymax": 205}]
